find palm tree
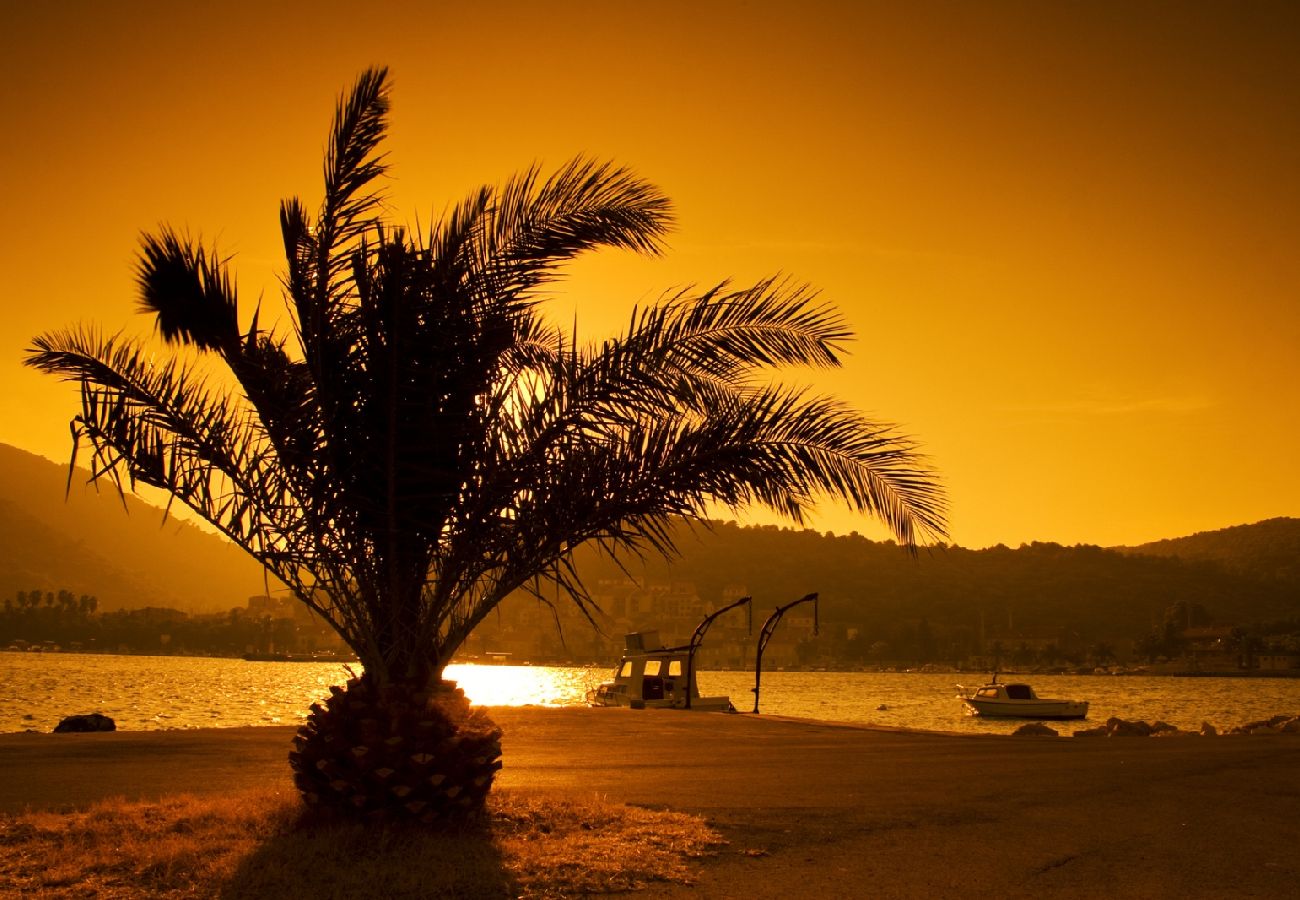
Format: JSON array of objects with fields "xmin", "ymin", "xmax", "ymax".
[{"xmin": 26, "ymin": 68, "xmax": 946, "ymax": 823}]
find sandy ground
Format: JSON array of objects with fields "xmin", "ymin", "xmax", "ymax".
[{"xmin": 2, "ymin": 708, "xmax": 1297, "ymax": 898}]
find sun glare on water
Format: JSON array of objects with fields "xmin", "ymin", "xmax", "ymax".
[{"xmin": 443, "ymin": 663, "xmax": 600, "ymax": 707}]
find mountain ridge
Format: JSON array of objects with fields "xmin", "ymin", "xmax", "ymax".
[
  {"xmin": 0, "ymin": 443, "xmax": 277, "ymax": 612},
  {"xmin": 2, "ymin": 441, "xmax": 1295, "ymax": 636},
  {"xmin": 1122, "ymin": 517, "xmax": 1300, "ymax": 581}
]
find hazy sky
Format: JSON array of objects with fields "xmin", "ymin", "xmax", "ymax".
[{"xmin": 2, "ymin": 1, "xmax": 1296, "ymax": 549}]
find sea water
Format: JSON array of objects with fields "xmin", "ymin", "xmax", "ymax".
[{"xmin": 2, "ymin": 652, "xmax": 1298, "ymax": 735}]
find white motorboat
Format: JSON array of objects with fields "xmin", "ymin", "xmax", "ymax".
[
  {"xmin": 587, "ymin": 631, "xmax": 735, "ymax": 711},
  {"xmin": 958, "ymin": 677, "xmax": 1089, "ymax": 720}
]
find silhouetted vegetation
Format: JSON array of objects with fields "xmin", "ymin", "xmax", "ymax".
[
  {"xmin": 0, "ymin": 443, "xmax": 274, "ymax": 613},
  {"xmin": 8, "ymin": 516, "xmax": 1300, "ymax": 669},
  {"xmin": 24, "ymin": 68, "xmax": 944, "ymax": 823},
  {"xmin": 591, "ymin": 520, "xmax": 1294, "ymax": 628},
  {"xmin": 473, "ymin": 519, "xmax": 1300, "ymax": 670},
  {"xmin": 1123, "ymin": 517, "xmax": 1300, "ymax": 581},
  {"xmin": 0, "ymin": 588, "xmax": 346, "ymax": 657}
]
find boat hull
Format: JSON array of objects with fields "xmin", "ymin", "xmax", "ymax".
[
  {"xmin": 962, "ymin": 698, "xmax": 1089, "ymax": 720},
  {"xmin": 587, "ymin": 683, "xmax": 733, "ymax": 711}
]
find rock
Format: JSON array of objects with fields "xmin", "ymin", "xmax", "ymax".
[
  {"xmin": 1149, "ymin": 721, "xmax": 1180, "ymax": 735},
  {"xmin": 1225, "ymin": 714, "xmax": 1300, "ymax": 735},
  {"xmin": 1012, "ymin": 722, "xmax": 1058, "ymax": 737},
  {"xmin": 1105, "ymin": 717, "xmax": 1152, "ymax": 737},
  {"xmin": 1072, "ymin": 725, "xmax": 1108, "ymax": 738},
  {"xmin": 1198, "ymin": 722, "xmax": 1219, "ymax": 736},
  {"xmin": 53, "ymin": 713, "xmax": 116, "ymax": 733}
]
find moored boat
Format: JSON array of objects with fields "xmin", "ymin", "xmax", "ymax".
[
  {"xmin": 958, "ymin": 676, "xmax": 1089, "ymax": 720},
  {"xmin": 587, "ymin": 631, "xmax": 735, "ymax": 711}
]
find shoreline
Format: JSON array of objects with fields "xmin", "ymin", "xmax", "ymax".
[
  {"xmin": 7, "ymin": 652, "xmax": 1299, "ymax": 739},
  {"xmin": 7, "ymin": 647, "xmax": 1300, "ymax": 678}
]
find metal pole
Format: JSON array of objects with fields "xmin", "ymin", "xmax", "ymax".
[
  {"xmin": 684, "ymin": 596, "xmax": 751, "ymax": 709},
  {"xmin": 752, "ymin": 593, "xmax": 818, "ymax": 714}
]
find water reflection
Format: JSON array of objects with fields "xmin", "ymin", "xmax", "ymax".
[
  {"xmin": 445, "ymin": 662, "xmax": 602, "ymax": 707},
  {"xmin": 3, "ymin": 653, "xmax": 1297, "ymax": 735}
]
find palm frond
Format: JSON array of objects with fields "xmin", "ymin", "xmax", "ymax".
[
  {"xmin": 640, "ymin": 276, "xmax": 850, "ymax": 377},
  {"xmin": 491, "ymin": 157, "xmax": 673, "ymax": 260},
  {"xmin": 432, "ymin": 356, "xmax": 944, "ymax": 646},
  {"xmin": 291, "ymin": 68, "xmax": 391, "ymax": 396},
  {"xmin": 135, "ymin": 228, "xmax": 239, "ymax": 350},
  {"xmin": 25, "ymin": 326, "xmax": 380, "ymax": 649},
  {"xmin": 279, "ymin": 196, "xmax": 316, "ymax": 323},
  {"xmin": 26, "ymin": 68, "xmax": 948, "ymax": 685},
  {"xmin": 231, "ymin": 330, "xmax": 320, "ymax": 491},
  {"xmin": 426, "ymin": 157, "xmax": 673, "ymax": 310},
  {"xmin": 320, "ymin": 66, "xmax": 390, "ymax": 255},
  {"xmin": 24, "ymin": 327, "xmax": 305, "ymax": 564},
  {"xmin": 683, "ymin": 388, "xmax": 949, "ymax": 545}
]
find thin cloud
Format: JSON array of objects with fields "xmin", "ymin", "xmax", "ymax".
[
  {"xmin": 675, "ymin": 237, "xmax": 990, "ymax": 266},
  {"xmin": 1001, "ymin": 395, "xmax": 1216, "ymax": 417}
]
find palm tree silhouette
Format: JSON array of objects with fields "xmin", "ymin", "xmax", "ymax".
[{"xmin": 26, "ymin": 67, "xmax": 946, "ymax": 822}]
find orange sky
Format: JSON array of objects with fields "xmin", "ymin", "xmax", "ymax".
[{"xmin": 2, "ymin": 1, "xmax": 1297, "ymax": 549}]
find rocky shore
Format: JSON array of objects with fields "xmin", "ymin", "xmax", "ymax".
[{"xmin": 1012, "ymin": 712, "xmax": 1300, "ymax": 737}]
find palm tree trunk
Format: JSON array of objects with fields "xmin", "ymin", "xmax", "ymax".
[{"xmin": 290, "ymin": 673, "xmax": 502, "ymax": 823}]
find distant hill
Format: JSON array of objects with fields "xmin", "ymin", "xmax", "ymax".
[
  {"xmin": 0, "ymin": 443, "xmax": 279, "ymax": 612},
  {"xmin": 3, "ymin": 436, "xmax": 1296, "ymax": 640},
  {"xmin": 1123, "ymin": 518, "xmax": 1300, "ymax": 583},
  {"xmin": 557, "ymin": 519, "xmax": 1300, "ymax": 642}
]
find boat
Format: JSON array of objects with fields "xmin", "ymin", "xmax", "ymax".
[
  {"xmin": 957, "ymin": 676, "xmax": 1089, "ymax": 720},
  {"xmin": 587, "ymin": 631, "xmax": 735, "ymax": 711}
]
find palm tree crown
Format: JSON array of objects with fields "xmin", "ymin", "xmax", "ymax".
[{"xmin": 27, "ymin": 67, "xmax": 946, "ymax": 688}]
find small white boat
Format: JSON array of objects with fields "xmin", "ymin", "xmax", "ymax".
[
  {"xmin": 587, "ymin": 631, "xmax": 735, "ymax": 711},
  {"xmin": 958, "ymin": 677, "xmax": 1089, "ymax": 720}
]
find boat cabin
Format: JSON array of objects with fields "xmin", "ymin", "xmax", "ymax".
[
  {"xmin": 975, "ymin": 683, "xmax": 1036, "ymax": 700},
  {"xmin": 587, "ymin": 632, "xmax": 733, "ymax": 711}
]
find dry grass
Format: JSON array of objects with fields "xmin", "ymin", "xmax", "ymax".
[{"xmin": 0, "ymin": 789, "xmax": 726, "ymax": 899}]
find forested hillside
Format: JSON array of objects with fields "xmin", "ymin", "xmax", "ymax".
[
  {"xmin": 0, "ymin": 444, "xmax": 277, "ymax": 612},
  {"xmin": 3, "ymin": 437, "xmax": 1297, "ymax": 648},
  {"xmin": 563, "ymin": 520, "xmax": 1300, "ymax": 644},
  {"xmin": 1125, "ymin": 518, "xmax": 1300, "ymax": 582}
]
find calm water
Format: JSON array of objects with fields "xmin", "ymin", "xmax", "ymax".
[{"xmin": 3, "ymin": 652, "xmax": 1298, "ymax": 735}]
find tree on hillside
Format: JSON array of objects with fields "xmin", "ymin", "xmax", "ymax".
[{"xmin": 26, "ymin": 68, "xmax": 945, "ymax": 824}]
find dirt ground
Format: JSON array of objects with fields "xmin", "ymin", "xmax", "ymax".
[{"xmin": 2, "ymin": 708, "xmax": 1297, "ymax": 898}]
